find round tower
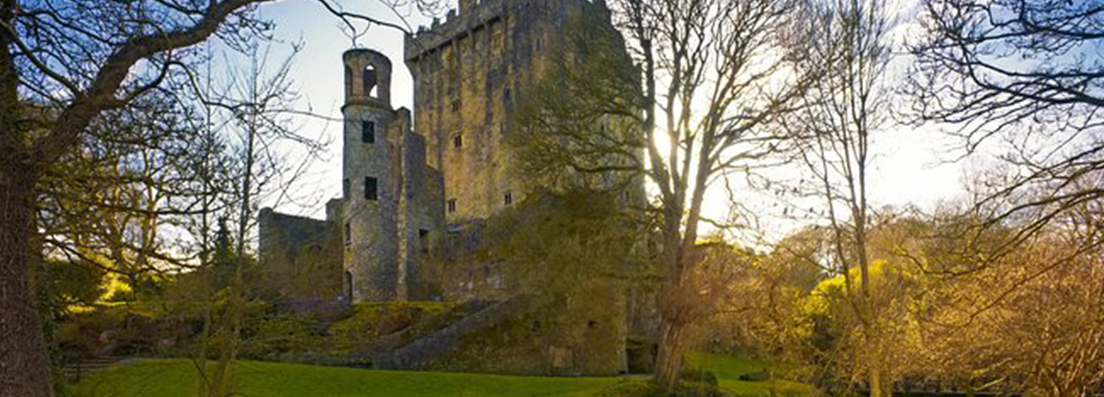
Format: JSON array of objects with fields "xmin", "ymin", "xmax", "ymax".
[{"xmin": 342, "ymin": 49, "xmax": 399, "ymax": 302}]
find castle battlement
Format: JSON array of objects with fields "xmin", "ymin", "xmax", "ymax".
[{"xmin": 404, "ymin": 0, "xmax": 508, "ymax": 62}]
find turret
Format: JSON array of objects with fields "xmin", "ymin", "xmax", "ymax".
[
  {"xmin": 341, "ymin": 48, "xmax": 399, "ymax": 302},
  {"xmin": 344, "ymin": 49, "xmax": 392, "ymax": 107}
]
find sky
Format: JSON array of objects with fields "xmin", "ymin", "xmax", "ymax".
[{"xmin": 252, "ymin": 0, "xmax": 970, "ymax": 239}]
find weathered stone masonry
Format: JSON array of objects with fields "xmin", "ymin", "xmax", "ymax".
[
  {"xmin": 256, "ymin": 0, "xmax": 639, "ymax": 376},
  {"xmin": 340, "ymin": 49, "xmax": 445, "ymax": 303},
  {"xmin": 405, "ymin": 0, "xmax": 588, "ymax": 224},
  {"xmin": 263, "ymin": 0, "xmax": 614, "ymax": 303}
]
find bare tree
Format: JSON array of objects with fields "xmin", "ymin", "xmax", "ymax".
[
  {"xmin": 0, "ymin": 2, "xmax": 285, "ymax": 395},
  {"xmin": 907, "ymin": 0, "xmax": 1104, "ymax": 267},
  {"xmin": 0, "ymin": 0, "xmax": 430, "ymax": 395},
  {"xmin": 36, "ymin": 93, "xmax": 224, "ymax": 295},
  {"xmin": 907, "ymin": 4, "xmax": 1104, "ymax": 391},
  {"xmin": 922, "ymin": 208, "xmax": 1104, "ymax": 397},
  {"xmin": 515, "ymin": 0, "xmax": 820, "ymax": 388},
  {"xmin": 786, "ymin": 0, "xmax": 896, "ymax": 394}
]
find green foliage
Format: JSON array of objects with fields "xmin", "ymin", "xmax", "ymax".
[
  {"xmin": 480, "ymin": 190, "xmax": 646, "ymax": 297},
  {"xmin": 681, "ymin": 368, "xmax": 720, "ymax": 387},
  {"xmin": 36, "ymin": 260, "xmax": 104, "ymax": 397},
  {"xmin": 239, "ymin": 313, "xmax": 322, "ymax": 359},
  {"xmin": 37, "ymin": 260, "xmax": 106, "ymax": 311},
  {"xmin": 510, "ymin": 8, "xmax": 643, "ymax": 191},
  {"xmin": 327, "ymin": 301, "xmax": 455, "ymax": 355}
]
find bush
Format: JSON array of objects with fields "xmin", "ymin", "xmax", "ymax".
[
  {"xmin": 239, "ymin": 313, "xmax": 323, "ymax": 359},
  {"xmin": 681, "ymin": 368, "xmax": 720, "ymax": 387}
]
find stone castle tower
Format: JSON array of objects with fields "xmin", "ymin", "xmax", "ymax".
[
  {"xmin": 404, "ymin": 0, "xmax": 613, "ymax": 224},
  {"xmin": 340, "ymin": 49, "xmax": 445, "ymax": 303},
  {"xmin": 341, "ymin": 49, "xmax": 400, "ymax": 302},
  {"xmin": 261, "ymin": 0, "xmax": 628, "ymax": 304}
]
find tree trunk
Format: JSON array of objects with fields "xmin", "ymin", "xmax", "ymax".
[
  {"xmin": 870, "ymin": 366, "xmax": 886, "ymax": 397},
  {"xmin": 0, "ymin": 167, "xmax": 54, "ymax": 397},
  {"xmin": 653, "ymin": 319, "xmax": 690, "ymax": 389}
]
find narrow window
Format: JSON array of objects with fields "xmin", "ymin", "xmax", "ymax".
[
  {"xmin": 418, "ymin": 229, "xmax": 430, "ymax": 254},
  {"xmin": 343, "ymin": 178, "xmax": 350, "ymax": 198},
  {"xmin": 454, "ymin": 135, "xmax": 463, "ymax": 148},
  {"xmin": 504, "ymin": 88, "xmax": 510, "ymax": 102},
  {"xmin": 344, "ymin": 223, "xmax": 351, "ymax": 245},
  {"xmin": 451, "ymin": 99, "xmax": 461, "ymax": 112},
  {"xmin": 364, "ymin": 65, "xmax": 378, "ymax": 97},
  {"xmin": 504, "ymin": 191, "xmax": 513, "ymax": 206},
  {"xmin": 344, "ymin": 271, "xmax": 353, "ymax": 300},
  {"xmin": 364, "ymin": 177, "xmax": 378, "ymax": 201},
  {"xmin": 362, "ymin": 120, "xmax": 375, "ymax": 143},
  {"xmin": 447, "ymin": 199, "xmax": 457, "ymax": 213}
]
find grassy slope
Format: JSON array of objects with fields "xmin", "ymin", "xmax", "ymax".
[{"xmin": 73, "ymin": 355, "xmax": 821, "ymax": 397}]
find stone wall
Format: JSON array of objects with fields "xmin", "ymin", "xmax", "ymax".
[
  {"xmin": 396, "ymin": 282, "xmax": 627, "ymax": 376},
  {"xmin": 398, "ymin": 112, "xmax": 447, "ymax": 301},
  {"xmin": 405, "ymin": 0, "xmax": 604, "ymax": 223},
  {"xmin": 257, "ymin": 208, "xmax": 343, "ymax": 301}
]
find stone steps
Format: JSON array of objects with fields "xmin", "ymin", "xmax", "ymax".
[
  {"xmin": 371, "ymin": 299, "xmax": 496, "ymax": 355},
  {"xmin": 375, "ymin": 294, "xmax": 532, "ymax": 370},
  {"xmin": 62, "ymin": 356, "xmax": 131, "ymax": 382}
]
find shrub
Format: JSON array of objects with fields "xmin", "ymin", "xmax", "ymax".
[{"xmin": 681, "ymin": 368, "xmax": 720, "ymax": 387}]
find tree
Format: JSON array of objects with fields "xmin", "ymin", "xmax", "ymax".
[
  {"xmin": 783, "ymin": 0, "xmax": 897, "ymax": 394},
  {"xmin": 918, "ymin": 216, "xmax": 1104, "ymax": 397},
  {"xmin": 517, "ymin": 0, "xmax": 820, "ymax": 387},
  {"xmin": 907, "ymin": 0, "xmax": 1104, "ymax": 266},
  {"xmin": 0, "ymin": 0, "xmax": 429, "ymax": 394},
  {"xmin": 708, "ymin": 227, "xmax": 826, "ymax": 373},
  {"xmin": 201, "ymin": 39, "xmax": 314, "ymax": 397},
  {"xmin": 0, "ymin": 2, "xmax": 284, "ymax": 395},
  {"xmin": 908, "ymin": 4, "xmax": 1104, "ymax": 393},
  {"xmin": 36, "ymin": 91, "xmax": 221, "ymax": 297}
]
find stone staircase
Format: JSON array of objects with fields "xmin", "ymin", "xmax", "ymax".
[
  {"xmin": 374, "ymin": 294, "xmax": 532, "ymax": 370},
  {"xmin": 62, "ymin": 356, "xmax": 131, "ymax": 382}
]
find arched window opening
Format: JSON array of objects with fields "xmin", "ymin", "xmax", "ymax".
[{"xmin": 363, "ymin": 65, "xmax": 379, "ymax": 98}]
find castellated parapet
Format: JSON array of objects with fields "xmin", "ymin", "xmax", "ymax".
[{"xmin": 404, "ymin": 0, "xmax": 612, "ymax": 224}]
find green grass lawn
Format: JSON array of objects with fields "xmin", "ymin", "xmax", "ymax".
[
  {"xmin": 687, "ymin": 353, "xmax": 821, "ymax": 397},
  {"xmin": 72, "ymin": 359, "xmax": 639, "ymax": 397},
  {"xmin": 73, "ymin": 355, "xmax": 821, "ymax": 397}
]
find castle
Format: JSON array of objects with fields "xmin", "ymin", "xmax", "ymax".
[
  {"xmin": 257, "ymin": 0, "xmax": 646, "ymax": 375},
  {"xmin": 261, "ymin": 0, "xmax": 632, "ymax": 302}
]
